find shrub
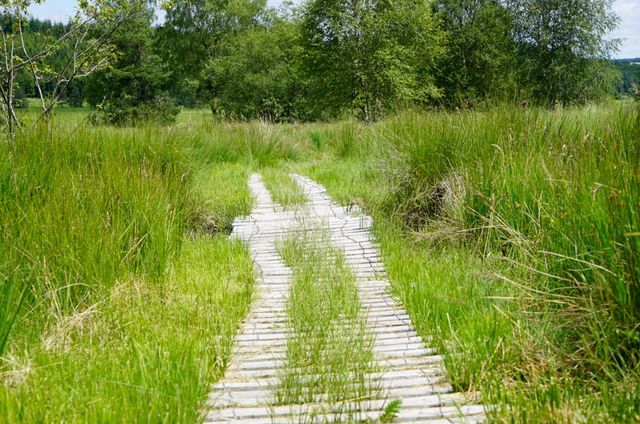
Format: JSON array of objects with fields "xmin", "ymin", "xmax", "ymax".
[{"xmin": 91, "ymin": 93, "xmax": 179, "ymax": 126}]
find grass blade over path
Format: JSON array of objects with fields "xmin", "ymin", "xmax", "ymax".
[{"xmin": 276, "ymin": 229, "xmax": 380, "ymax": 421}]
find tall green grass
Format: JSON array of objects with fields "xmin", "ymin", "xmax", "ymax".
[
  {"xmin": 0, "ymin": 119, "xmax": 258, "ymax": 421},
  {"xmin": 0, "ymin": 126, "xmax": 190, "ymax": 348},
  {"xmin": 277, "ymin": 231, "xmax": 378, "ymax": 420},
  {"xmin": 189, "ymin": 163, "xmax": 253, "ymax": 235},
  {"xmin": 385, "ymin": 104, "xmax": 640, "ymax": 368},
  {"xmin": 297, "ymin": 101, "xmax": 640, "ymax": 421},
  {"xmin": 184, "ymin": 120, "xmax": 303, "ymax": 167},
  {"xmin": 0, "ymin": 236, "xmax": 254, "ymax": 422}
]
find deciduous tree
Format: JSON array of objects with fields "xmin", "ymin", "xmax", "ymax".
[
  {"xmin": 434, "ymin": 0, "xmax": 516, "ymax": 107},
  {"xmin": 85, "ymin": 0, "xmax": 177, "ymax": 125},
  {"xmin": 507, "ymin": 0, "xmax": 620, "ymax": 105},
  {"xmin": 158, "ymin": 0, "xmax": 267, "ymax": 105},
  {"xmin": 0, "ymin": 0, "xmax": 135, "ymax": 137},
  {"xmin": 206, "ymin": 16, "xmax": 307, "ymax": 121},
  {"xmin": 302, "ymin": 0, "xmax": 446, "ymax": 121}
]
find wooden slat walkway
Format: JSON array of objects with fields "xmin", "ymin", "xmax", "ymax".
[{"xmin": 205, "ymin": 174, "xmax": 485, "ymax": 423}]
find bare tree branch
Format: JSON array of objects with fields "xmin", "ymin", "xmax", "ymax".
[{"xmin": 0, "ymin": 1, "xmax": 139, "ymax": 138}]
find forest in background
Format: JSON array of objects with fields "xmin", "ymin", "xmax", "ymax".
[
  {"xmin": 0, "ymin": 0, "xmax": 639, "ymax": 423},
  {"xmin": 1, "ymin": 0, "xmax": 632, "ymax": 125},
  {"xmin": 614, "ymin": 58, "xmax": 640, "ymax": 95},
  {"xmin": 1, "ymin": 1, "xmax": 640, "ymax": 423}
]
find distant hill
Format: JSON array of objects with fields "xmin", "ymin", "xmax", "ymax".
[
  {"xmin": 613, "ymin": 58, "xmax": 640, "ymax": 94},
  {"xmin": 613, "ymin": 58, "xmax": 640, "ymax": 63}
]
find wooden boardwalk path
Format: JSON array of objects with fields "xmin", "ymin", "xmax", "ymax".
[{"xmin": 205, "ymin": 174, "xmax": 485, "ymax": 423}]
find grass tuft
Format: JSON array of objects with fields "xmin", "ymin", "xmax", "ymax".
[
  {"xmin": 379, "ymin": 398, "xmax": 402, "ymax": 423},
  {"xmin": 276, "ymin": 229, "xmax": 379, "ymax": 421},
  {"xmin": 261, "ymin": 167, "xmax": 307, "ymax": 208}
]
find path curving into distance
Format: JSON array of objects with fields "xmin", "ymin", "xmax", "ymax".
[{"xmin": 205, "ymin": 174, "xmax": 486, "ymax": 423}]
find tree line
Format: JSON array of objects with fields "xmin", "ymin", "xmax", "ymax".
[
  {"xmin": 614, "ymin": 59, "xmax": 640, "ymax": 96},
  {"xmin": 2, "ymin": 0, "xmax": 626, "ymax": 124}
]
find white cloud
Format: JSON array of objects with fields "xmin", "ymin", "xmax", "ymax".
[{"xmin": 611, "ymin": 0, "xmax": 640, "ymax": 58}]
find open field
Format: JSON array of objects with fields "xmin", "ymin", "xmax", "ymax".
[{"xmin": 1, "ymin": 101, "xmax": 639, "ymax": 422}]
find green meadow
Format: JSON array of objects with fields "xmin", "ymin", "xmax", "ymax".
[{"xmin": 0, "ymin": 101, "xmax": 638, "ymax": 422}]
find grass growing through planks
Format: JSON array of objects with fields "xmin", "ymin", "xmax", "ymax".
[
  {"xmin": 261, "ymin": 167, "xmax": 307, "ymax": 208},
  {"xmin": 276, "ymin": 229, "xmax": 379, "ymax": 421},
  {"xmin": 298, "ymin": 102, "xmax": 640, "ymax": 422}
]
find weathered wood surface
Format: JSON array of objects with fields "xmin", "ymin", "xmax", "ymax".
[{"xmin": 205, "ymin": 174, "xmax": 485, "ymax": 423}]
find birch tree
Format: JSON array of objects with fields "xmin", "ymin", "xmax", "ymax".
[{"xmin": 0, "ymin": 0, "xmax": 137, "ymax": 138}]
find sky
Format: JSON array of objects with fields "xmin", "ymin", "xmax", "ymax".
[
  {"xmin": 27, "ymin": 0, "xmax": 640, "ymax": 59},
  {"xmin": 609, "ymin": 0, "xmax": 640, "ymax": 58}
]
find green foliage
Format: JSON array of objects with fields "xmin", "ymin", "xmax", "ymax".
[
  {"xmin": 6, "ymin": 0, "xmax": 625, "ymax": 120},
  {"xmin": 435, "ymin": 0, "xmax": 517, "ymax": 107},
  {"xmin": 0, "ymin": 1, "xmax": 145, "ymax": 137},
  {"xmin": 302, "ymin": 0, "xmax": 446, "ymax": 121},
  {"xmin": 62, "ymin": 81, "xmax": 84, "ymax": 107},
  {"xmin": 379, "ymin": 398, "xmax": 402, "ymax": 423},
  {"xmin": 508, "ymin": 0, "xmax": 620, "ymax": 105},
  {"xmin": 85, "ymin": 0, "xmax": 178, "ymax": 125},
  {"xmin": 0, "ymin": 13, "xmax": 74, "ymax": 101},
  {"xmin": 171, "ymin": 78, "xmax": 200, "ymax": 107},
  {"xmin": 158, "ymin": 0, "xmax": 269, "ymax": 104},
  {"xmin": 614, "ymin": 59, "xmax": 640, "ymax": 96},
  {"xmin": 206, "ymin": 18, "xmax": 307, "ymax": 121},
  {"xmin": 90, "ymin": 92, "xmax": 179, "ymax": 126}
]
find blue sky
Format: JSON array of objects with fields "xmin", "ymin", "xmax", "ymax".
[{"xmin": 28, "ymin": 0, "xmax": 640, "ymax": 58}]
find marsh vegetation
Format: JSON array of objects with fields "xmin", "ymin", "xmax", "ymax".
[{"xmin": 1, "ymin": 0, "xmax": 639, "ymax": 422}]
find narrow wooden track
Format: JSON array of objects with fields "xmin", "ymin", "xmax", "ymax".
[{"xmin": 205, "ymin": 174, "xmax": 485, "ymax": 423}]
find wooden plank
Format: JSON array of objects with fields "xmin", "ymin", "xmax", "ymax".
[{"xmin": 205, "ymin": 173, "xmax": 485, "ymax": 424}]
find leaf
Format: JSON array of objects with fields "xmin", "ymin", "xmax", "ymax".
[
  {"xmin": 0, "ymin": 282, "xmax": 27, "ymax": 356},
  {"xmin": 379, "ymin": 398, "xmax": 402, "ymax": 423}
]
